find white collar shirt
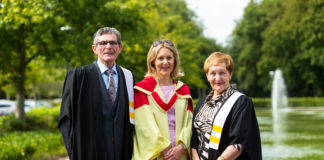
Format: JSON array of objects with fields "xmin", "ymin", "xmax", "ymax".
[{"xmin": 97, "ymin": 60, "xmax": 118, "ymax": 93}]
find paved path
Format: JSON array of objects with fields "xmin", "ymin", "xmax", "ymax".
[
  {"xmin": 57, "ymin": 157, "xmax": 69, "ymax": 160},
  {"xmin": 50, "ymin": 155, "xmax": 69, "ymax": 160}
]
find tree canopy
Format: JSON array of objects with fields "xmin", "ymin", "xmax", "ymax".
[
  {"xmin": 3, "ymin": 0, "xmax": 322, "ymax": 121},
  {"xmin": 229, "ymin": 0, "xmax": 324, "ymax": 97},
  {"xmin": 0, "ymin": 0, "xmax": 65, "ymax": 119},
  {"xmin": 0, "ymin": 0, "xmax": 221, "ymax": 119}
]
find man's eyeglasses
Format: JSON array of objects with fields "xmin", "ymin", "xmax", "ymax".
[
  {"xmin": 96, "ymin": 41, "xmax": 119, "ymax": 47},
  {"xmin": 153, "ymin": 40, "xmax": 174, "ymax": 47}
]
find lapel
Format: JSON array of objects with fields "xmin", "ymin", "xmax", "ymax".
[
  {"xmin": 152, "ymin": 85, "xmax": 178, "ymax": 112},
  {"xmin": 115, "ymin": 65, "xmax": 127, "ymax": 120},
  {"xmin": 135, "ymin": 76, "xmax": 191, "ymax": 112},
  {"xmin": 151, "ymin": 77, "xmax": 182, "ymax": 112}
]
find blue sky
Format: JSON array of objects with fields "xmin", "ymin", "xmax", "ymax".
[{"xmin": 185, "ymin": 0, "xmax": 250, "ymax": 45}]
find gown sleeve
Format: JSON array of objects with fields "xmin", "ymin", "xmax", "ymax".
[
  {"xmin": 176, "ymin": 98, "xmax": 193, "ymax": 156},
  {"xmin": 58, "ymin": 68, "xmax": 76, "ymax": 155},
  {"xmin": 132, "ymin": 89, "xmax": 170, "ymax": 160},
  {"xmin": 227, "ymin": 96, "xmax": 262, "ymax": 159}
]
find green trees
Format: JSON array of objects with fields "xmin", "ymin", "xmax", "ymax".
[
  {"xmin": 2, "ymin": 0, "xmax": 323, "ymax": 120},
  {"xmin": 260, "ymin": 0, "xmax": 324, "ymax": 96},
  {"xmin": 0, "ymin": 0, "xmax": 64, "ymax": 120},
  {"xmin": 230, "ymin": 0, "xmax": 324, "ymax": 97},
  {"xmin": 1, "ymin": 0, "xmax": 221, "ymax": 120},
  {"xmin": 229, "ymin": 1, "xmax": 270, "ymax": 97}
]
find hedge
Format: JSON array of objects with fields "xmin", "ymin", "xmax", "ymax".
[
  {"xmin": 193, "ymin": 97, "xmax": 324, "ymax": 108},
  {"xmin": 288, "ymin": 97, "xmax": 324, "ymax": 107},
  {"xmin": 0, "ymin": 106, "xmax": 66, "ymax": 160},
  {"xmin": 0, "ymin": 131, "xmax": 66, "ymax": 160},
  {"xmin": 251, "ymin": 97, "xmax": 324, "ymax": 108}
]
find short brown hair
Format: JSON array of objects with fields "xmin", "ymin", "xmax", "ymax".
[
  {"xmin": 204, "ymin": 52, "xmax": 234, "ymax": 74},
  {"xmin": 145, "ymin": 40, "xmax": 183, "ymax": 78}
]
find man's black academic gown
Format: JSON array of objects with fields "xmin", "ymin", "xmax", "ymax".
[{"xmin": 58, "ymin": 63, "xmax": 134, "ymax": 160}]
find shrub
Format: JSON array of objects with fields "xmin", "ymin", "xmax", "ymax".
[
  {"xmin": 288, "ymin": 97, "xmax": 324, "ymax": 107},
  {"xmin": 0, "ymin": 107, "xmax": 60, "ymax": 134},
  {"xmin": 0, "ymin": 131, "xmax": 65, "ymax": 160},
  {"xmin": 0, "ymin": 106, "xmax": 66, "ymax": 159},
  {"xmin": 252, "ymin": 98, "xmax": 271, "ymax": 108},
  {"xmin": 251, "ymin": 97, "xmax": 324, "ymax": 108}
]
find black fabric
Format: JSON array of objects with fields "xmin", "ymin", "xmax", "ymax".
[
  {"xmin": 58, "ymin": 63, "xmax": 134, "ymax": 160},
  {"xmin": 191, "ymin": 94, "xmax": 262, "ymax": 160}
]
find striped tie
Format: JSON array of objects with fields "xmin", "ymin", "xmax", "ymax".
[{"xmin": 107, "ymin": 70, "xmax": 116, "ymax": 103}]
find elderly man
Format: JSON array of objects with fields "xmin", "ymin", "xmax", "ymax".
[{"xmin": 58, "ymin": 27, "xmax": 134, "ymax": 160}]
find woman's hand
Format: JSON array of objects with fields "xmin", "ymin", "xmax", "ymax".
[
  {"xmin": 218, "ymin": 145, "xmax": 242, "ymax": 160},
  {"xmin": 163, "ymin": 144, "xmax": 185, "ymax": 160},
  {"xmin": 192, "ymin": 149, "xmax": 199, "ymax": 160}
]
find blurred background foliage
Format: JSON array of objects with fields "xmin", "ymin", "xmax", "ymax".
[
  {"xmin": 1, "ymin": 0, "xmax": 324, "ymax": 119},
  {"xmin": 0, "ymin": 0, "xmax": 222, "ymax": 104},
  {"xmin": 0, "ymin": 106, "xmax": 66, "ymax": 160},
  {"xmin": 229, "ymin": 0, "xmax": 324, "ymax": 97}
]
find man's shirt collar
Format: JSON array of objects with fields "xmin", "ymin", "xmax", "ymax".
[{"xmin": 97, "ymin": 60, "xmax": 117, "ymax": 74}]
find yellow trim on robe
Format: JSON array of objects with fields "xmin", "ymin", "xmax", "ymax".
[
  {"xmin": 212, "ymin": 125, "xmax": 223, "ymax": 133},
  {"xmin": 132, "ymin": 79, "xmax": 193, "ymax": 160}
]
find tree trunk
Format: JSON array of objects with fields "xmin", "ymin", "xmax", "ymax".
[
  {"xmin": 16, "ymin": 90, "xmax": 26, "ymax": 120},
  {"xmin": 6, "ymin": 92, "xmax": 10, "ymax": 100},
  {"xmin": 15, "ymin": 62, "xmax": 26, "ymax": 120},
  {"xmin": 197, "ymin": 88, "xmax": 207, "ymax": 99},
  {"xmin": 33, "ymin": 87, "xmax": 37, "ymax": 102},
  {"xmin": 15, "ymin": 37, "xmax": 27, "ymax": 120}
]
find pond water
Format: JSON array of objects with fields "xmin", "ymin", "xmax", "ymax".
[{"xmin": 256, "ymin": 108, "xmax": 324, "ymax": 160}]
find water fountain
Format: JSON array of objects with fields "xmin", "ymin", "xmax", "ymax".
[
  {"xmin": 269, "ymin": 69, "xmax": 289, "ymax": 157},
  {"xmin": 271, "ymin": 69, "xmax": 288, "ymax": 117},
  {"xmin": 260, "ymin": 69, "xmax": 324, "ymax": 159}
]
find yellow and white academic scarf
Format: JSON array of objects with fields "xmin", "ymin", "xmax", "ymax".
[
  {"xmin": 121, "ymin": 67, "xmax": 134, "ymax": 125},
  {"xmin": 209, "ymin": 91, "xmax": 243, "ymax": 150}
]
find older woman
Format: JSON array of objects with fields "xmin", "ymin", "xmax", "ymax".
[
  {"xmin": 191, "ymin": 52, "xmax": 262, "ymax": 160},
  {"xmin": 133, "ymin": 40, "xmax": 193, "ymax": 160}
]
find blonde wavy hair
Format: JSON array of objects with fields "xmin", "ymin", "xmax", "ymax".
[{"xmin": 145, "ymin": 40, "xmax": 184, "ymax": 79}]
